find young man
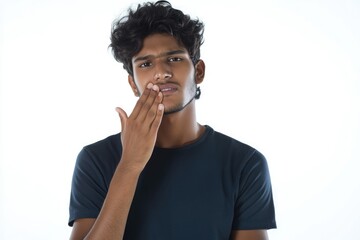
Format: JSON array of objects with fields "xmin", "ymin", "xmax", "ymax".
[{"xmin": 68, "ymin": 1, "xmax": 276, "ymax": 239}]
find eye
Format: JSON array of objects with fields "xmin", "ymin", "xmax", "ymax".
[
  {"xmin": 168, "ymin": 57, "xmax": 182, "ymax": 62},
  {"xmin": 139, "ymin": 61, "xmax": 152, "ymax": 68}
]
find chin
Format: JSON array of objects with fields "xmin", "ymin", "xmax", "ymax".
[
  {"xmin": 163, "ymin": 95, "xmax": 195, "ymax": 115},
  {"xmin": 163, "ymin": 106, "xmax": 182, "ymax": 115}
]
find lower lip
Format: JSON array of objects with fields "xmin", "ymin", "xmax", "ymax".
[{"xmin": 161, "ymin": 89, "xmax": 177, "ymax": 96}]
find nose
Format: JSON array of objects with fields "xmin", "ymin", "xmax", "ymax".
[{"xmin": 153, "ymin": 62, "xmax": 172, "ymax": 81}]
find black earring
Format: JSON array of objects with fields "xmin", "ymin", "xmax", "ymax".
[{"xmin": 195, "ymin": 86, "xmax": 201, "ymax": 99}]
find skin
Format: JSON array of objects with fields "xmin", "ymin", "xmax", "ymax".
[{"xmin": 69, "ymin": 33, "xmax": 269, "ymax": 240}]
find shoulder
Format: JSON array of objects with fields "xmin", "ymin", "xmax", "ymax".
[
  {"xmin": 205, "ymin": 126, "xmax": 269, "ymax": 174},
  {"xmin": 207, "ymin": 126, "xmax": 262, "ymax": 159},
  {"xmin": 83, "ymin": 133, "xmax": 121, "ymax": 154},
  {"xmin": 76, "ymin": 133, "xmax": 122, "ymax": 172},
  {"xmin": 207, "ymin": 126, "xmax": 254, "ymax": 148}
]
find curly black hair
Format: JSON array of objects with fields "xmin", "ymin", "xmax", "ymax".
[{"xmin": 109, "ymin": 1, "xmax": 204, "ymax": 77}]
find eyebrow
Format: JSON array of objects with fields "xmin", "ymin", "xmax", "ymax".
[{"xmin": 133, "ymin": 50, "xmax": 187, "ymax": 63}]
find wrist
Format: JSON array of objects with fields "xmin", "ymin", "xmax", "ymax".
[{"xmin": 117, "ymin": 158, "xmax": 145, "ymax": 176}]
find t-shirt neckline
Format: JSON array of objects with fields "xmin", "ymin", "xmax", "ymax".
[{"xmin": 154, "ymin": 125, "xmax": 212, "ymax": 153}]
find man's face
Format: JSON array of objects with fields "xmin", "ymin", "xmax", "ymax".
[{"xmin": 129, "ymin": 33, "xmax": 201, "ymax": 114}]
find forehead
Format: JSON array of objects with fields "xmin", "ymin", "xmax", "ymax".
[{"xmin": 134, "ymin": 33, "xmax": 187, "ymax": 58}]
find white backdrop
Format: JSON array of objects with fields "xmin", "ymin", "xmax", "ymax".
[{"xmin": 1, "ymin": 0, "xmax": 359, "ymax": 239}]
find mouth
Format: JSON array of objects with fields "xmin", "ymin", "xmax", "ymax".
[
  {"xmin": 160, "ymin": 87, "xmax": 175, "ymax": 92},
  {"xmin": 159, "ymin": 84, "xmax": 178, "ymax": 95}
]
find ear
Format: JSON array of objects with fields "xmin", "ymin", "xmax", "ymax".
[
  {"xmin": 194, "ymin": 60, "xmax": 205, "ymax": 84},
  {"xmin": 128, "ymin": 75, "xmax": 140, "ymax": 97}
]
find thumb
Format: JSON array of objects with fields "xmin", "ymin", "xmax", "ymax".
[{"xmin": 115, "ymin": 107, "xmax": 128, "ymax": 131}]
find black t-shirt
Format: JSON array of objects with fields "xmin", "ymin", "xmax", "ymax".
[{"xmin": 69, "ymin": 126, "xmax": 276, "ymax": 239}]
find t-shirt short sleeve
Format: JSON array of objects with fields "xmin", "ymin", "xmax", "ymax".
[
  {"xmin": 232, "ymin": 150, "xmax": 276, "ymax": 230},
  {"xmin": 68, "ymin": 147, "xmax": 107, "ymax": 226}
]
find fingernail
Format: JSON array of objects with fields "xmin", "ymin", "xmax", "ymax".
[
  {"xmin": 158, "ymin": 104, "xmax": 164, "ymax": 111},
  {"xmin": 152, "ymin": 85, "xmax": 159, "ymax": 91},
  {"xmin": 147, "ymin": 82, "xmax": 153, "ymax": 89}
]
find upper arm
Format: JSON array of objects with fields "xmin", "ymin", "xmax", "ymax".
[
  {"xmin": 68, "ymin": 148, "xmax": 108, "ymax": 230},
  {"xmin": 231, "ymin": 230, "xmax": 269, "ymax": 240},
  {"xmin": 70, "ymin": 218, "xmax": 96, "ymax": 240},
  {"xmin": 233, "ymin": 151, "xmax": 276, "ymax": 230}
]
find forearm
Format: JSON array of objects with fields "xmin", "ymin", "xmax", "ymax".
[{"xmin": 84, "ymin": 160, "xmax": 142, "ymax": 240}]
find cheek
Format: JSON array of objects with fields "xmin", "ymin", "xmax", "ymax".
[
  {"xmin": 133, "ymin": 73, "xmax": 147, "ymax": 92},
  {"xmin": 183, "ymin": 68, "xmax": 196, "ymax": 83},
  {"xmin": 177, "ymin": 63, "xmax": 194, "ymax": 79}
]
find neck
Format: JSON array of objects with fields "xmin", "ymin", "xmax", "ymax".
[{"xmin": 156, "ymin": 102, "xmax": 205, "ymax": 148}]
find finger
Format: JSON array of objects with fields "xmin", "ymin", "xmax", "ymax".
[
  {"xmin": 150, "ymin": 102, "xmax": 164, "ymax": 134},
  {"xmin": 130, "ymin": 83, "xmax": 153, "ymax": 119},
  {"xmin": 115, "ymin": 107, "xmax": 128, "ymax": 132},
  {"xmin": 137, "ymin": 84, "xmax": 160, "ymax": 122},
  {"xmin": 143, "ymin": 89, "xmax": 163, "ymax": 126}
]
